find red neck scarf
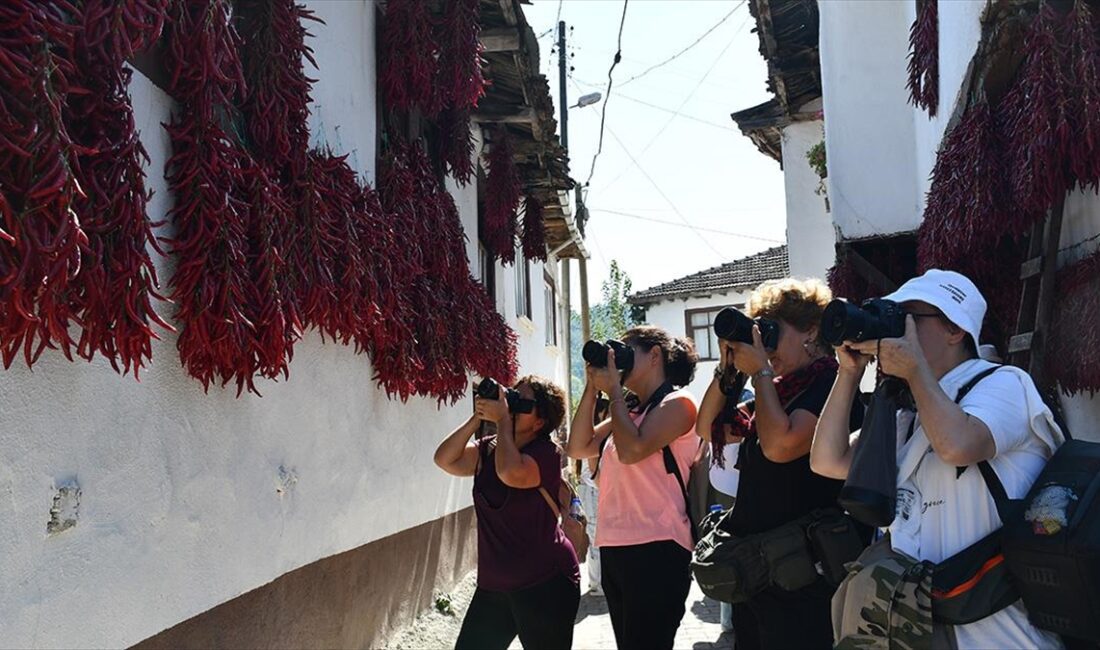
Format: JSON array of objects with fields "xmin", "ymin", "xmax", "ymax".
[{"xmin": 712, "ymin": 356, "xmax": 838, "ymax": 467}]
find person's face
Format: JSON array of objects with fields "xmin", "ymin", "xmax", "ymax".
[
  {"xmin": 621, "ymin": 342, "xmax": 661, "ymax": 395},
  {"xmin": 512, "ymin": 383, "xmax": 545, "ymax": 436},
  {"xmin": 767, "ymin": 318, "xmax": 817, "ymax": 376},
  {"xmin": 901, "ymin": 300, "xmax": 962, "ymax": 367}
]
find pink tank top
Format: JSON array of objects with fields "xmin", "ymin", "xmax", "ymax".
[{"xmin": 595, "ymin": 389, "xmax": 698, "ymax": 552}]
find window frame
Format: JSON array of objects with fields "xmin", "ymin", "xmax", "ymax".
[
  {"xmin": 684, "ymin": 305, "xmax": 739, "ymax": 361},
  {"xmin": 515, "ymin": 245, "xmax": 532, "ymax": 319},
  {"xmin": 544, "ymin": 270, "xmax": 558, "ymax": 346}
]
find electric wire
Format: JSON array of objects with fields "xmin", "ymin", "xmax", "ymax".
[
  {"xmin": 588, "ymin": 208, "xmax": 784, "ymax": 243},
  {"xmin": 583, "ymin": 0, "xmax": 629, "ymax": 188},
  {"xmin": 605, "ymin": 125, "xmax": 728, "ymax": 259},
  {"xmin": 619, "ymin": 1, "xmax": 745, "ymax": 88},
  {"xmin": 574, "ymin": 78, "xmax": 736, "ymax": 132},
  {"xmin": 598, "ymin": 19, "xmax": 747, "ymax": 193}
]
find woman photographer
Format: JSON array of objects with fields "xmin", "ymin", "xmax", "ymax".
[
  {"xmin": 567, "ymin": 326, "xmax": 700, "ymax": 650},
  {"xmin": 433, "ymin": 376, "xmax": 580, "ymax": 650},
  {"xmin": 696, "ymin": 278, "xmax": 863, "ymax": 650}
]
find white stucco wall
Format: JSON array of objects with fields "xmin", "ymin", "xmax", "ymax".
[
  {"xmin": 642, "ymin": 290, "xmax": 754, "ymax": 401},
  {"xmin": 819, "ymin": 0, "xmax": 923, "ymax": 240},
  {"xmin": 781, "ymin": 119, "xmax": 834, "ymax": 280},
  {"xmin": 0, "ymin": 2, "xmax": 566, "ymax": 647}
]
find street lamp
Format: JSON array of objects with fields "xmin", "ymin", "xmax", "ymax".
[{"xmin": 571, "ymin": 92, "xmax": 602, "ymax": 109}]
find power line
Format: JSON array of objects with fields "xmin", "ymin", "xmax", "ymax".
[
  {"xmin": 597, "ymin": 18, "xmax": 747, "ymax": 193},
  {"xmin": 619, "ymin": 1, "xmax": 746, "ymax": 88},
  {"xmin": 589, "ymin": 208, "xmax": 784, "ymax": 243},
  {"xmin": 584, "ymin": 0, "xmax": 629, "ymax": 188},
  {"xmin": 605, "ymin": 125, "xmax": 728, "ymax": 259},
  {"xmin": 574, "ymin": 78, "xmax": 736, "ymax": 132}
]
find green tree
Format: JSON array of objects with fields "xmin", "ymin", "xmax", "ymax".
[{"xmin": 570, "ymin": 260, "xmax": 638, "ymax": 409}]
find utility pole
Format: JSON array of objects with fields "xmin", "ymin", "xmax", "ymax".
[{"xmin": 557, "ymin": 20, "xmax": 574, "ymax": 418}]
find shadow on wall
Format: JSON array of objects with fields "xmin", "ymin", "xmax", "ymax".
[{"xmin": 132, "ymin": 508, "xmax": 477, "ymax": 650}]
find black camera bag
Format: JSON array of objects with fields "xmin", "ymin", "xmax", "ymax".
[{"xmin": 993, "ymin": 439, "xmax": 1100, "ymax": 642}]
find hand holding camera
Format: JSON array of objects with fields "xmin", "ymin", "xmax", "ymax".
[
  {"xmin": 821, "ymin": 298, "xmax": 928, "ymax": 383},
  {"xmin": 582, "ymin": 339, "xmax": 633, "ymax": 394},
  {"xmin": 474, "ymin": 377, "xmax": 535, "ymax": 421},
  {"xmin": 848, "ymin": 315, "xmax": 926, "ymax": 382}
]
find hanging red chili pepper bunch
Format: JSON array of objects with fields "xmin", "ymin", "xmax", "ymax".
[
  {"xmin": 66, "ymin": 0, "xmax": 171, "ymax": 379},
  {"xmin": 379, "ymin": 0, "xmax": 439, "ymax": 115},
  {"xmin": 917, "ymin": 100, "xmax": 1024, "ymax": 348},
  {"xmin": 999, "ymin": 2, "xmax": 1074, "ymax": 222},
  {"xmin": 352, "ymin": 181, "xmax": 394, "ymax": 356},
  {"xmin": 484, "ymin": 127, "xmax": 521, "ymax": 263},
  {"xmin": 522, "ymin": 195, "xmax": 546, "ymax": 261},
  {"xmin": 906, "ymin": 0, "xmax": 939, "ymax": 116},
  {"xmin": 237, "ymin": 160, "xmax": 294, "ymax": 385},
  {"xmin": 164, "ymin": 0, "xmax": 259, "ymax": 393},
  {"xmin": 438, "ymin": 0, "xmax": 487, "ymax": 111},
  {"xmin": 1066, "ymin": 0, "xmax": 1100, "ymax": 191},
  {"xmin": 238, "ymin": 0, "xmax": 319, "ymax": 181},
  {"xmin": 439, "ymin": 107, "xmax": 476, "ymax": 185},
  {"xmin": 0, "ymin": 1, "xmax": 89, "ymax": 369},
  {"xmin": 291, "ymin": 149, "xmax": 345, "ymax": 339},
  {"xmin": 1047, "ymin": 249, "xmax": 1100, "ymax": 395}
]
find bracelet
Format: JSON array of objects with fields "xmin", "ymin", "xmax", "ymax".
[{"xmin": 753, "ymin": 367, "xmax": 776, "ymax": 381}]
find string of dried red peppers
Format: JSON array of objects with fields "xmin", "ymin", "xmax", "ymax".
[
  {"xmin": 67, "ymin": 0, "xmax": 172, "ymax": 378},
  {"xmin": 484, "ymin": 127, "xmax": 521, "ymax": 263},
  {"xmin": 0, "ymin": 2, "xmax": 89, "ymax": 370},
  {"xmin": 906, "ymin": 0, "xmax": 938, "ymax": 116},
  {"xmin": 916, "ymin": 0, "xmax": 1100, "ymax": 362}
]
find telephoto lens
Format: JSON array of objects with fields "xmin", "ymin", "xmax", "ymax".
[
  {"xmin": 820, "ymin": 298, "xmax": 907, "ymax": 347},
  {"xmin": 581, "ymin": 339, "xmax": 635, "ymax": 373},
  {"xmin": 712, "ymin": 307, "xmax": 780, "ymax": 350},
  {"xmin": 474, "ymin": 377, "xmax": 535, "ymax": 414}
]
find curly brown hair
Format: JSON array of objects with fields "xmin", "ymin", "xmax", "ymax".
[
  {"xmin": 516, "ymin": 375, "xmax": 566, "ymax": 437},
  {"xmin": 746, "ymin": 278, "xmax": 833, "ymax": 344}
]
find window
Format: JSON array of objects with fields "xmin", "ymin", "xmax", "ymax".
[
  {"xmin": 544, "ymin": 271, "xmax": 558, "ymax": 346},
  {"xmin": 515, "ymin": 245, "xmax": 532, "ymax": 319},
  {"xmin": 479, "ymin": 243, "xmax": 496, "ymax": 302},
  {"xmin": 685, "ymin": 306, "xmax": 737, "ymax": 361}
]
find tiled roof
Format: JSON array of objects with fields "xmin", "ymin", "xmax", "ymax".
[{"xmin": 628, "ymin": 245, "xmax": 790, "ymax": 305}]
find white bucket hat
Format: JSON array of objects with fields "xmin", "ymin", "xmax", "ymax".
[{"xmin": 882, "ymin": 269, "xmax": 986, "ymax": 347}]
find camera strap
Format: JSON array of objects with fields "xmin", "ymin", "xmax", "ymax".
[{"xmin": 591, "ymin": 382, "xmax": 676, "ymax": 480}]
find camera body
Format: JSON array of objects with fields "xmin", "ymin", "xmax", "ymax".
[
  {"xmin": 713, "ymin": 307, "xmax": 780, "ymax": 351},
  {"xmin": 474, "ymin": 377, "xmax": 535, "ymax": 414},
  {"xmin": 820, "ymin": 298, "xmax": 907, "ymax": 347},
  {"xmin": 582, "ymin": 339, "xmax": 636, "ymax": 373}
]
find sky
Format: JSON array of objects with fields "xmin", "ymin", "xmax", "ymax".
[{"xmin": 521, "ymin": 0, "xmax": 790, "ymax": 299}]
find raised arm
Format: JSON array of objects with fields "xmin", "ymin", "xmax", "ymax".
[
  {"xmin": 810, "ymin": 345, "xmax": 868, "ymax": 479},
  {"xmin": 567, "ymin": 371, "xmax": 613, "ymax": 460},
  {"xmin": 433, "ymin": 413, "xmax": 482, "ymax": 477}
]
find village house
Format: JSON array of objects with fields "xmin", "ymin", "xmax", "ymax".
[
  {"xmin": 0, "ymin": 1, "xmax": 584, "ymax": 648},
  {"xmin": 628, "ymin": 245, "xmax": 789, "ymax": 398}
]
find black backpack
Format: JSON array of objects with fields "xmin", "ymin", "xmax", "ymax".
[{"xmin": 954, "ymin": 368, "xmax": 1100, "ymax": 644}]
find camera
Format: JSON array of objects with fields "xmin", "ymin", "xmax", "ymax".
[
  {"xmin": 820, "ymin": 298, "xmax": 907, "ymax": 347},
  {"xmin": 474, "ymin": 377, "xmax": 535, "ymax": 414},
  {"xmin": 713, "ymin": 307, "xmax": 780, "ymax": 350},
  {"xmin": 582, "ymin": 339, "xmax": 635, "ymax": 373}
]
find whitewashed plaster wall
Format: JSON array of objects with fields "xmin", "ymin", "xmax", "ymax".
[
  {"xmin": 819, "ymin": 0, "xmax": 922, "ymax": 240},
  {"xmin": 0, "ymin": 1, "xmax": 566, "ymax": 647},
  {"xmin": 642, "ymin": 290, "xmax": 754, "ymax": 401},
  {"xmin": 780, "ymin": 118, "xmax": 834, "ymax": 280}
]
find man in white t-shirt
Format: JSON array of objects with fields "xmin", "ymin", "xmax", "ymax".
[{"xmin": 812, "ymin": 269, "xmax": 1064, "ymax": 649}]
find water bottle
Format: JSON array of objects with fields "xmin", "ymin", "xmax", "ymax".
[{"xmin": 569, "ymin": 497, "xmax": 585, "ymax": 522}]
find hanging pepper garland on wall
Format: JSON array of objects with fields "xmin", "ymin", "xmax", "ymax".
[
  {"xmin": 0, "ymin": 0, "xmax": 522, "ymax": 397},
  {"xmin": 67, "ymin": 0, "xmax": 172, "ymax": 379},
  {"xmin": 907, "ymin": 0, "xmax": 939, "ymax": 116},
  {"xmin": 0, "ymin": 2, "xmax": 89, "ymax": 370},
  {"xmin": 483, "ymin": 127, "xmax": 522, "ymax": 263},
  {"xmin": 522, "ymin": 196, "xmax": 547, "ymax": 262}
]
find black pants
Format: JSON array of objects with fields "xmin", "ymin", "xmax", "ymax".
[
  {"xmin": 731, "ymin": 580, "xmax": 835, "ymax": 650},
  {"xmin": 455, "ymin": 573, "xmax": 580, "ymax": 650},
  {"xmin": 600, "ymin": 541, "xmax": 692, "ymax": 650}
]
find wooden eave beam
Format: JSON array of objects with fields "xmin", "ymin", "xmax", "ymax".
[{"xmin": 481, "ymin": 27, "xmax": 520, "ymax": 52}]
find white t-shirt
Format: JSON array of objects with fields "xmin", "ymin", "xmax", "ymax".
[{"xmin": 888, "ymin": 359, "xmax": 1063, "ymax": 649}]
